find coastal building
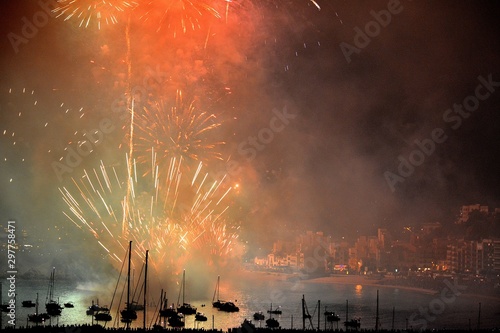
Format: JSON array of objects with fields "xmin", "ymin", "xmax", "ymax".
[
  {"xmin": 390, "ymin": 241, "xmax": 418, "ymax": 270},
  {"xmin": 494, "ymin": 240, "xmax": 500, "ymax": 272},
  {"xmin": 332, "ymin": 241, "xmax": 350, "ymax": 267},
  {"xmin": 352, "ymin": 235, "xmax": 379, "ymax": 271},
  {"xmin": 456, "ymin": 204, "xmax": 499, "ymax": 224},
  {"xmin": 446, "ymin": 239, "xmax": 499, "ymax": 274},
  {"xmin": 476, "ymin": 239, "xmax": 495, "ymax": 273},
  {"xmin": 253, "ymin": 215, "xmax": 500, "ymax": 276}
]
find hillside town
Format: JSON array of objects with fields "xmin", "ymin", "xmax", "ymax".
[{"xmin": 252, "ymin": 204, "xmax": 500, "ymax": 279}]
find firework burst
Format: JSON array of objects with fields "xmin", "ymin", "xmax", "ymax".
[
  {"xmin": 134, "ymin": 91, "xmax": 224, "ymax": 183},
  {"xmin": 59, "ymin": 152, "xmax": 235, "ymax": 274},
  {"xmin": 53, "ymin": 0, "xmax": 138, "ymax": 29}
]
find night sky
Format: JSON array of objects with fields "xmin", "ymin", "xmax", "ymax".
[{"xmin": 1, "ymin": 1, "xmax": 500, "ymax": 277}]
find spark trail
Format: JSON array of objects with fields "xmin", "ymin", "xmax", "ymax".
[
  {"xmin": 59, "ymin": 153, "xmax": 237, "ymax": 274},
  {"xmin": 134, "ymin": 91, "xmax": 224, "ymax": 185},
  {"xmin": 53, "ymin": 0, "xmax": 138, "ymax": 29}
]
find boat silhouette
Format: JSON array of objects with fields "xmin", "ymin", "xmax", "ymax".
[
  {"xmin": 266, "ymin": 303, "xmax": 280, "ymax": 328},
  {"xmin": 195, "ymin": 312, "xmax": 208, "ymax": 321},
  {"xmin": 168, "ymin": 312, "xmax": 185, "ymax": 327},
  {"xmin": 120, "ymin": 241, "xmax": 137, "ymax": 324},
  {"xmin": 45, "ymin": 268, "xmax": 63, "ymax": 316},
  {"xmin": 22, "ymin": 300, "xmax": 36, "ymax": 308},
  {"xmin": 176, "ymin": 270, "xmax": 197, "ymax": 315},
  {"xmin": 28, "ymin": 293, "xmax": 50, "ymax": 324},
  {"xmin": 212, "ymin": 275, "xmax": 239, "ymax": 312},
  {"xmin": 253, "ymin": 311, "xmax": 265, "ymax": 320}
]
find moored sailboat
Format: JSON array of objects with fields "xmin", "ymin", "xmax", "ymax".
[
  {"xmin": 195, "ymin": 312, "xmax": 208, "ymax": 321},
  {"xmin": 22, "ymin": 300, "xmax": 36, "ymax": 308},
  {"xmin": 212, "ymin": 275, "xmax": 239, "ymax": 312},
  {"xmin": 266, "ymin": 303, "xmax": 280, "ymax": 328},
  {"xmin": 28, "ymin": 293, "xmax": 50, "ymax": 324},
  {"xmin": 176, "ymin": 270, "xmax": 196, "ymax": 315},
  {"xmin": 212, "ymin": 275, "xmax": 223, "ymax": 309},
  {"xmin": 45, "ymin": 268, "xmax": 62, "ymax": 316},
  {"xmin": 120, "ymin": 241, "xmax": 137, "ymax": 324},
  {"xmin": 159, "ymin": 290, "xmax": 176, "ymax": 318},
  {"xmin": 253, "ymin": 311, "xmax": 265, "ymax": 320}
]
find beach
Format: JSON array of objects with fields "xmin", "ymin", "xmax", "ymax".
[
  {"xmin": 240, "ymin": 270, "xmax": 500, "ymax": 302},
  {"xmin": 306, "ymin": 274, "xmax": 438, "ymax": 295}
]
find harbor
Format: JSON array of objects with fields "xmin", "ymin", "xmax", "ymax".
[{"xmin": 1, "ymin": 271, "xmax": 498, "ymax": 331}]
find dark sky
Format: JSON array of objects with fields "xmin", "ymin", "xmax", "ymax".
[{"xmin": 1, "ymin": 1, "xmax": 500, "ymax": 278}]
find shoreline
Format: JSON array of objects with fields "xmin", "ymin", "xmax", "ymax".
[
  {"xmin": 243, "ymin": 270, "xmax": 500, "ymax": 301},
  {"xmin": 305, "ymin": 275, "xmax": 439, "ymax": 294},
  {"xmin": 307, "ymin": 275, "xmax": 500, "ymax": 301}
]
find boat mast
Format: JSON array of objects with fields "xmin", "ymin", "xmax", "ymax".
[
  {"xmin": 47, "ymin": 268, "xmax": 55, "ymax": 303},
  {"xmin": 301, "ymin": 295, "xmax": 305, "ymax": 330},
  {"xmin": 317, "ymin": 300, "xmax": 320, "ymax": 330},
  {"xmin": 143, "ymin": 250, "xmax": 148, "ymax": 330},
  {"xmin": 50, "ymin": 269, "xmax": 53, "ymax": 301},
  {"xmin": 375, "ymin": 290, "xmax": 379, "ymax": 331},
  {"xmin": 217, "ymin": 276, "xmax": 220, "ymax": 300},
  {"xmin": 127, "ymin": 241, "xmax": 132, "ymax": 312},
  {"xmin": 301, "ymin": 295, "xmax": 313, "ymax": 329}
]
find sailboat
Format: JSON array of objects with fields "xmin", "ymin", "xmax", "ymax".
[
  {"xmin": 267, "ymin": 303, "xmax": 282, "ymax": 315},
  {"xmin": 176, "ymin": 270, "xmax": 197, "ymax": 315},
  {"xmin": 266, "ymin": 303, "xmax": 280, "ymax": 328},
  {"xmin": 325, "ymin": 309, "xmax": 340, "ymax": 323},
  {"xmin": 45, "ymin": 268, "xmax": 62, "ymax": 316},
  {"xmin": 253, "ymin": 311, "xmax": 265, "ymax": 320},
  {"xmin": 195, "ymin": 312, "xmax": 208, "ymax": 321},
  {"xmin": 94, "ymin": 310, "xmax": 112, "ymax": 322},
  {"xmin": 212, "ymin": 275, "xmax": 239, "ymax": 312},
  {"xmin": 94, "ymin": 296, "xmax": 112, "ymax": 323},
  {"xmin": 28, "ymin": 293, "xmax": 50, "ymax": 323},
  {"xmin": 22, "ymin": 300, "xmax": 36, "ymax": 308},
  {"xmin": 86, "ymin": 299, "xmax": 108, "ymax": 315},
  {"xmin": 343, "ymin": 299, "xmax": 360, "ymax": 330},
  {"xmin": 168, "ymin": 312, "xmax": 185, "ymax": 327},
  {"xmin": 120, "ymin": 241, "xmax": 138, "ymax": 323},
  {"xmin": 212, "ymin": 275, "xmax": 223, "ymax": 309},
  {"xmin": 159, "ymin": 290, "xmax": 176, "ymax": 318},
  {"xmin": 220, "ymin": 300, "xmax": 239, "ymax": 312}
]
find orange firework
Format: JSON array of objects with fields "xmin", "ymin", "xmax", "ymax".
[
  {"xmin": 134, "ymin": 90, "xmax": 224, "ymax": 183},
  {"xmin": 59, "ymin": 154, "xmax": 235, "ymax": 274},
  {"xmin": 137, "ymin": 0, "xmax": 222, "ymax": 37},
  {"xmin": 53, "ymin": 0, "xmax": 138, "ymax": 29}
]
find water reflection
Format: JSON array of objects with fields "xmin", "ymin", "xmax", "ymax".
[
  {"xmin": 2, "ymin": 273, "xmax": 498, "ymax": 331},
  {"xmin": 355, "ymin": 284, "xmax": 363, "ymax": 297}
]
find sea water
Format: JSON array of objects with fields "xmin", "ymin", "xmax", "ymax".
[{"xmin": 1, "ymin": 273, "xmax": 499, "ymax": 330}]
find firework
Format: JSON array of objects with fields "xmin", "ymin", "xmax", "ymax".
[
  {"xmin": 134, "ymin": 91, "xmax": 224, "ymax": 184},
  {"xmin": 53, "ymin": 0, "xmax": 138, "ymax": 29},
  {"xmin": 187, "ymin": 216, "xmax": 239, "ymax": 265},
  {"xmin": 59, "ymin": 152, "xmax": 235, "ymax": 274},
  {"xmin": 0, "ymin": 88, "xmax": 90, "ymax": 185},
  {"xmin": 0, "ymin": 88, "xmax": 39, "ymax": 186},
  {"xmin": 137, "ymin": 0, "xmax": 221, "ymax": 37}
]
